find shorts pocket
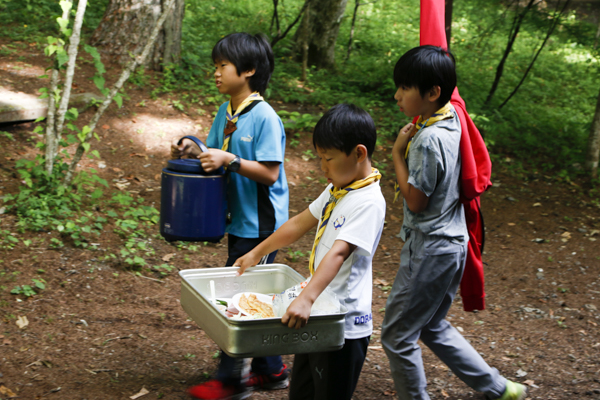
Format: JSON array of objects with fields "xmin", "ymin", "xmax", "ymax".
[{"xmin": 423, "ymin": 235, "xmax": 464, "ymax": 255}]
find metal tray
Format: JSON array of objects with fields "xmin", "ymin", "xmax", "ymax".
[{"xmin": 179, "ymin": 264, "xmax": 347, "ymax": 358}]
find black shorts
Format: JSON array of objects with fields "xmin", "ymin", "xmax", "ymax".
[
  {"xmin": 289, "ymin": 337, "xmax": 370, "ymax": 400},
  {"xmin": 225, "ymin": 234, "xmax": 277, "ymax": 266}
]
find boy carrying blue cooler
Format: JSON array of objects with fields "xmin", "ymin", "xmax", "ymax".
[
  {"xmin": 171, "ymin": 32, "xmax": 289, "ymax": 400},
  {"xmin": 381, "ymin": 45, "xmax": 527, "ymax": 400},
  {"xmin": 235, "ymin": 103, "xmax": 386, "ymax": 400}
]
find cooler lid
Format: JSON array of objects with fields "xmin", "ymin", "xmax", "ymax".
[{"xmin": 166, "ymin": 159, "xmax": 224, "ymax": 175}]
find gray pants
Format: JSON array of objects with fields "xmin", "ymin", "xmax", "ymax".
[{"xmin": 381, "ymin": 230, "xmax": 506, "ymax": 400}]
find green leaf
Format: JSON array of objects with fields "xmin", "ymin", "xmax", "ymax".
[
  {"xmin": 66, "ymin": 134, "xmax": 78, "ymax": 144},
  {"xmin": 66, "ymin": 108, "xmax": 79, "ymax": 121},
  {"xmin": 82, "ymin": 142, "xmax": 91, "ymax": 153},
  {"xmin": 93, "ymin": 76, "xmax": 105, "ymax": 91},
  {"xmin": 45, "ymin": 45, "xmax": 57, "ymax": 56},
  {"xmin": 92, "ymin": 175, "xmax": 108, "ymax": 188},
  {"xmin": 57, "ymin": 50, "xmax": 69, "ymax": 67},
  {"xmin": 60, "ymin": 0, "xmax": 73, "ymax": 15},
  {"xmin": 91, "ymin": 189, "xmax": 103, "ymax": 199},
  {"xmin": 33, "ymin": 279, "xmax": 45, "ymax": 290},
  {"xmin": 114, "ymin": 93, "xmax": 123, "ymax": 108},
  {"xmin": 56, "ymin": 17, "xmax": 69, "ymax": 33}
]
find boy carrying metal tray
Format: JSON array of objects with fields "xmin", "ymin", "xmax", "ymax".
[
  {"xmin": 235, "ymin": 103, "xmax": 386, "ymax": 400},
  {"xmin": 171, "ymin": 32, "xmax": 290, "ymax": 400}
]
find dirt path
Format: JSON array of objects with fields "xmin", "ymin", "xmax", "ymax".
[{"xmin": 0, "ymin": 38, "xmax": 599, "ymax": 400}]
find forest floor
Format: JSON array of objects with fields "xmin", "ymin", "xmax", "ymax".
[{"xmin": 0, "ymin": 38, "xmax": 600, "ymax": 400}]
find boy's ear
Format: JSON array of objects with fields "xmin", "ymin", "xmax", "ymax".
[
  {"xmin": 427, "ymin": 86, "xmax": 441, "ymax": 103},
  {"xmin": 355, "ymin": 144, "xmax": 368, "ymax": 163},
  {"xmin": 242, "ymin": 68, "xmax": 256, "ymax": 78}
]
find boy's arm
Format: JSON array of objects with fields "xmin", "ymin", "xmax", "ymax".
[
  {"xmin": 199, "ymin": 150, "xmax": 280, "ymax": 186},
  {"xmin": 282, "ymin": 239, "xmax": 356, "ymax": 329},
  {"xmin": 234, "ymin": 208, "xmax": 319, "ymax": 275},
  {"xmin": 392, "ymin": 123, "xmax": 429, "ymax": 213}
]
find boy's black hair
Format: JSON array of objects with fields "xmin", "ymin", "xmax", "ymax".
[
  {"xmin": 393, "ymin": 45, "xmax": 456, "ymax": 106},
  {"xmin": 313, "ymin": 103, "xmax": 376, "ymax": 159},
  {"xmin": 212, "ymin": 32, "xmax": 274, "ymax": 95}
]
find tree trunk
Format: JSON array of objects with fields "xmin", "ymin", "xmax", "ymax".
[
  {"xmin": 300, "ymin": 3, "xmax": 310, "ymax": 81},
  {"xmin": 498, "ymin": 0, "xmax": 571, "ymax": 110},
  {"xmin": 345, "ymin": 0, "xmax": 360, "ymax": 61},
  {"xmin": 90, "ymin": 0, "xmax": 184, "ymax": 71},
  {"xmin": 445, "ymin": 0, "xmax": 453, "ymax": 51},
  {"xmin": 587, "ymin": 86, "xmax": 600, "ymax": 179},
  {"xmin": 296, "ymin": 0, "xmax": 349, "ymax": 70},
  {"xmin": 483, "ymin": 0, "xmax": 536, "ymax": 108}
]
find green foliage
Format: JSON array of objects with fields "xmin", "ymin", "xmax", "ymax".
[
  {"xmin": 10, "ymin": 278, "xmax": 46, "ymax": 297},
  {"xmin": 0, "ymin": 131, "xmax": 15, "ymax": 141},
  {"xmin": 2, "ymin": 148, "xmax": 109, "ymax": 248},
  {"xmin": 277, "ymin": 111, "xmax": 319, "ymax": 132},
  {"xmin": 107, "ymin": 193, "xmax": 159, "ymax": 270},
  {"xmin": 0, "ymin": 231, "xmax": 19, "ymax": 250},
  {"xmin": 286, "ymin": 249, "xmax": 306, "ymax": 262},
  {"xmin": 178, "ymin": 0, "xmax": 598, "ymax": 180},
  {"xmin": 0, "ymin": 0, "xmax": 108, "ymax": 40}
]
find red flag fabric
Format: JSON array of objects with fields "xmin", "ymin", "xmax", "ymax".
[{"xmin": 418, "ymin": 0, "xmax": 492, "ymax": 311}]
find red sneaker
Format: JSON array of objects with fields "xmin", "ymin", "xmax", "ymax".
[
  {"xmin": 246, "ymin": 364, "xmax": 289, "ymax": 390},
  {"xmin": 187, "ymin": 379, "xmax": 250, "ymax": 400}
]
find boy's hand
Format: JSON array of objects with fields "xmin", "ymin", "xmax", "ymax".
[
  {"xmin": 199, "ymin": 149, "xmax": 234, "ymax": 172},
  {"xmin": 233, "ymin": 252, "xmax": 262, "ymax": 276},
  {"xmin": 282, "ymin": 297, "xmax": 312, "ymax": 329},
  {"xmin": 170, "ymin": 138, "xmax": 199, "ymax": 159},
  {"xmin": 392, "ymin": 122, "xmax": 415, "ymax": 156}
]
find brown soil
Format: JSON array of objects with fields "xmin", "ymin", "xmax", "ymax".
[{"xmin": 1, "ymin": 38, "xmax": 600, "ymax": 400}]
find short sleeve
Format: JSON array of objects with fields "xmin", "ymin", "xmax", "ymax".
[
  {"xmin": 206, "ymin": 104, "xmax": 227, "ymax": 149},
  {"xmin": 253, "ymin": 108, "xmax": 285, "ymax": 163},
  {"xmin": 336, "ymin": 198, "xmax": 385, "ymax": 257},
  {"xmin": 407, "ymin": 135, "xmax": 442, "ymax": 198}
]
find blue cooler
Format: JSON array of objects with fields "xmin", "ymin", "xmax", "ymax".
[{"xmin": 160, "ymin": 136, "xmax": 226, "ymax": 242}]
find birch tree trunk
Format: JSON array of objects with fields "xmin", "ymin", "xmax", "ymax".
[
  {"xmin": 64, "ymin": 0, "xmax": 177, "ymax": 185},
  {"xmin": 296, "ymin": 0, "xmax": 349, "ymax": 70},
  {"xmin": 586, "ymin": 86, "xmax": 600, "ymax": 179},
  {"xmin": 90, "ymin": 0, "xmax": 184, "ymax": 70}
]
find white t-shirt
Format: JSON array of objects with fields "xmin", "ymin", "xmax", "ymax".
[{"xmin": 308, "ymin": 180, "xmax": 386, "ymax": 339}]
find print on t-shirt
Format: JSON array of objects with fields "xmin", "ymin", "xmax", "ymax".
[{"xmin": 333, "ymin": 215, "xmax": 346, "ymax": 230}]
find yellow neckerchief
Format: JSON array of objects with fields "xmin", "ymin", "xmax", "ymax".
[
  {"xmin": 308, "ymin": 168, "xmax": 382, "ymax": 275},
  {"xmin": 393, "ymin": 102, "xmax": 453, "ymax": 202},
  {"xmin": 222, "ymin": 92, "xmax": 264, "ymax": 151}
]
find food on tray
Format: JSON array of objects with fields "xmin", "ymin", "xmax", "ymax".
[{"xmin": 239, "ymin": 293, "xmax": 275, "ymax": 318}]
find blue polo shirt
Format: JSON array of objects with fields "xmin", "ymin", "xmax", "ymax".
[{"xmin": 206, "ymin": 101, "xmax": 289, "ymax": 238}]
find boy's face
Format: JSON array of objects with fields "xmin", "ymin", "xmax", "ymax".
[
  {"xmin": 316, "ymin": 146, "xmax": 359, "ymax": 189},
  {"xmin": 214, "ymin": 59, "xmax": 253, "ymax": 96},
  {"xmin": 394, "ymin": 85, "xmax": 430, "ymax": 119}
]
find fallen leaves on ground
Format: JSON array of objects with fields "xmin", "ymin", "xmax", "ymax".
[
  {"xmin": 16, "ymin": 315, "xmax": 28, "ymax": 329},
  {"xmin": 130, "ymin": 387, "xmax": 149, "ymax": 399}
]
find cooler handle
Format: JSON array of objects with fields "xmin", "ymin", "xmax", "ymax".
[{"xmin": 178, "ymin": 135, "xmax": 209, "ymax": 154}]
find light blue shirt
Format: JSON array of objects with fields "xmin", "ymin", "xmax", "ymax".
[{"xmin": 207, "ymin": 101, "xmax": 289, "ymax": 238}]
